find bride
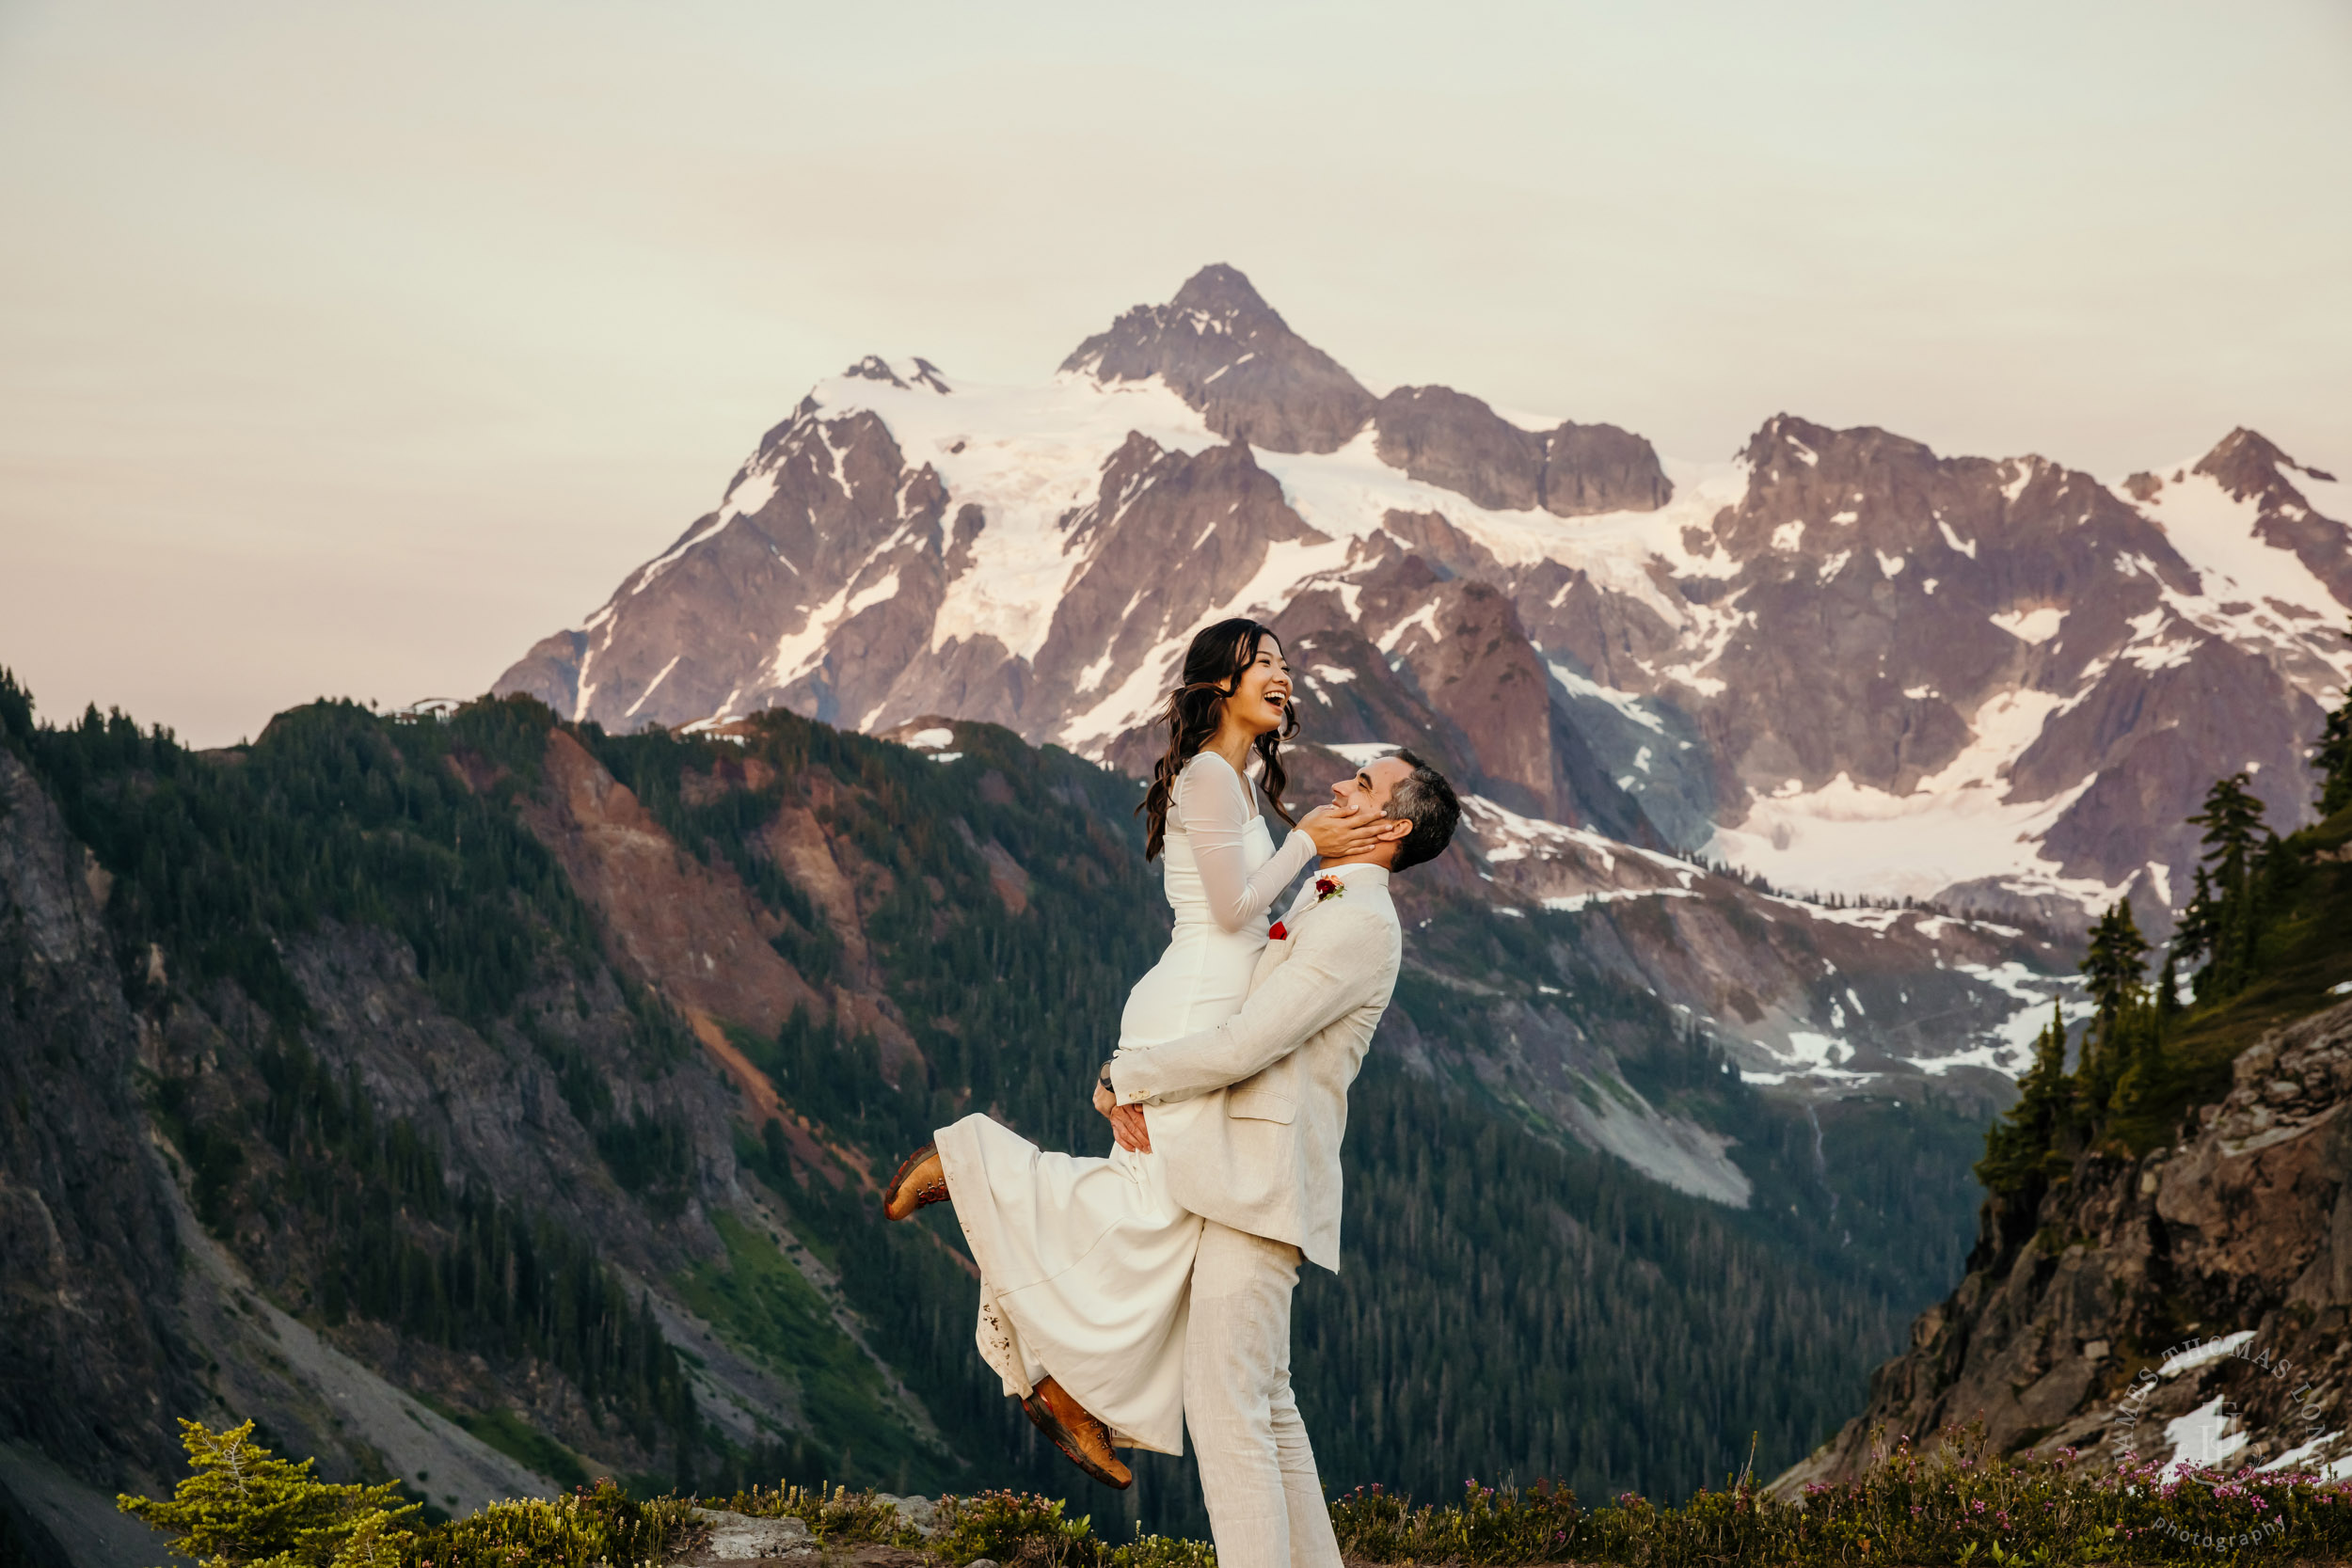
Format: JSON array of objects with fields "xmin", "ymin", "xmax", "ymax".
[{"xmin": 877, "ymin": 617, "xmax": 1385, "ymax": 1488}]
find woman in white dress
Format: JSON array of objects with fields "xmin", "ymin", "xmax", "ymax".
[{"xmin": 878, "ymin": 617, "xmax": 1384, "ymax": 1489}]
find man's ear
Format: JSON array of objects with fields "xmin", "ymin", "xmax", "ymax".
[{"xmin": 1377, "ymin": 816, "xmax": 1412, "ymax": 843}]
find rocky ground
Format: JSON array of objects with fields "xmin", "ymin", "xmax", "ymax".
[{"xmin": 1778, "ymin": 996, "xmax": 2352, "ymax": 1490}]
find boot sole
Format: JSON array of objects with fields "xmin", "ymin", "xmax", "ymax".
[
  {"xmin": 881, "ymin": 1142, "xmax": 946, "ymax": 1221},
  {"xmin": 1022, "ymin": 1391, "xmax": 1133, "ymax": 1490}
]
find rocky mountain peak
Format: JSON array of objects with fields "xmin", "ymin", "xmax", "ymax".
[
  {"xmin": 1059, "ymin": 262, "xmax": 1375, "ymax": 453},
  {"xmin": 843, "ymin": 356, "xmax": 951, "ymax": 394},
  {"xmin": 1739, "ymin": 412, "xmax": 1938, "ymax": 484},
  {"xmin": 2194, "ymin": 426, "xmax": 2298, "ymax": 499},
  {"xmin": 2173, "ymin": 426, "xmax": 2352, "ymax": 607},
  {"xmin": 1166, "ymin": 261, "xmax": 1278, "ymax": 320}
]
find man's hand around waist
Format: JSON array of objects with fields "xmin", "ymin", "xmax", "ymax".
[
  {"xmin": 1109, "ymin": 1104, "xmax": 1152, "ymax": 1153},
  {"xmin": 1094, "ymin": 1075, "xmax": 1152, "ymax": 1153}
]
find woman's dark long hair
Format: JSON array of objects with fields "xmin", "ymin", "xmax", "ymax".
[{"xmin": 1138, "ymin": 618, "xmax": 1300, "ymax": 861}]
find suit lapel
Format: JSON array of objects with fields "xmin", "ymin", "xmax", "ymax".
[{"xmin": 1258, "ymin": 875, "xmax": 1344, "ymax": 983}]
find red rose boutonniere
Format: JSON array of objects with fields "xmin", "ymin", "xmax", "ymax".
[{"xmin": 1271, "ymin": 877, "xmax": 1343, "ymax": 942}]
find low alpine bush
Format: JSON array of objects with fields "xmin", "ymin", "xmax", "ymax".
[
  {"xmin": 128, "ymin": 1412, "xmax": 2352, "ymax": 1568},
  {"xmin": 718, "ymin": 1481, "xmax": 927, "ymax": 1546}
]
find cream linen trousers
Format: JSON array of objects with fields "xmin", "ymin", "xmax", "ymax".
[{"xmin": 1185, "ymin": 1219, "xmax": 1345, "ymax": 1568}]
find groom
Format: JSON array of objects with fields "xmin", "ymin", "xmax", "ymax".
[{"xmin": 1093, "ymin": 749, "xmax": 1461, "ymax": 1568}]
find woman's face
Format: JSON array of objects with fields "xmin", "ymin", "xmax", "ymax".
[{"xmin": 1223, "ymin": 638, "xmax": 1294, "ymax": 736}]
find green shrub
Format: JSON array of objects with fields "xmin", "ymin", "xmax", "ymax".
[
  {"xmin": 1331, "ymin": 1420, "xmax": 2352, "ymax": 1566},
  {"xmin": 1332, "ymin": 1479, "xmax": 1583, "ymax": 1564},
  {"xmin": 1105, "ymin": 1533, "xmax": 1216, "ymax": 1568},
  {"xmin": 717, "ymin": 1481, "xmax": 927, "ymax": 1545},
  {"xmin": 402, "ymin": 1481, "xmax": 691, "ymax": 1568},
  {"xmin": 933, "ymin": 1490, "xmax": 1104, "ymax": 1568}
]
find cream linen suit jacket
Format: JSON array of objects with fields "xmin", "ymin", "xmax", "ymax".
[{"xmin": 1105, "ymin": 861, "xmax": 1402, "ymax": 1273}]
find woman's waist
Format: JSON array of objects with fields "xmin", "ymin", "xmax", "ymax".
[{"xmin": 1158, "ymin": 914, "xmax": 1271, "ymax": 942}]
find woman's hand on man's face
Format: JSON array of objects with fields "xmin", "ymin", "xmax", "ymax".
[{"xmin": 1299, "ymin": 800, "xmax": 1389, "ymax": 860}]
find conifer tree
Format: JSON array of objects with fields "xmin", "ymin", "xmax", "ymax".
[
  {"xmin": 2317, "ymin": 626, "xmax": 2352, "ymax": 816},
  {"xmin": 2078, "ymin": 900, "xmax": 2150, "ymax": 1108},
  {"xmin": 119, "ymin": 1419, "xmax": 417, "ymax": 1568},
  {"xmin": 2155, "ymin": 951, "xmax": 2182, "ymax": 1022},
  {"xmin": 2188, "ymin": 772, "xmax": 2267, "ymax": 892},
  {"xmin": 2171, "ymin": 863, "xmax": 2219, "ymax": 974},
  {"xmin": 2081, "ymin": 900, "xmax": 2149, "ymax": 1034},
  {"xmin": 2175, "ymin": 772, "xmax": 2281, "ymax": 1004},
  {"xmin": 1974, "ymin": 1003, "xmax": 2074, "ymax": 1198}
]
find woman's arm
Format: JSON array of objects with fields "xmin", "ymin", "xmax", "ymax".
[{"xmin": 1176, "ymin": 754, "xmax": 1316, "ymax": 933}]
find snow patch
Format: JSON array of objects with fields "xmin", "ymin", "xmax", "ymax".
[
  {"xmin": 1548, "ymin": 662, "xmax": 1667, "ymax": 733},
  {"xmin": 766, "ymin": 567, "xmax": 903, "ymax": 694},
  {"xmin": 1708, "ymin": 687, "xmax": 2121, "ymax": 913},
  {"xmin": 2161, "ymin": 1331, "xmax": 2259, "ymax": 1378},
  {"xmin": 623, "ymin": 655, "xmax": 682, "ymax": 720},
  {"xmin": 1540, "ymin": 888, "xmax": 1699, "ymax": 914},
  {"xmin": 1989, "ymin": 607, "xmax": 2065, "ymax": 644},
  {"xmin": 2162, "ymin": 1396, "xmax": 2251, "ymax": 1480}
]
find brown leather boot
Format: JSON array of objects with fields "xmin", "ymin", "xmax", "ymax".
[
  {"xmin": 881, "ymin": 1143, "xmax": 948, "ymax": 1221},
  {"xmin": 1021, "ymin": 1376, "xmax": 1133, "ymax": 1489}
]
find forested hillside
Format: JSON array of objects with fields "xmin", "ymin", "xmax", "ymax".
[{"xmin": 1, "ymin": 671, "xmax": 2001, "ymax": 1549}]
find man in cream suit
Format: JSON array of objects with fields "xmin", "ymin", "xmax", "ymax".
[{"xmin": 1097, "ymin": 749, "xmax": 1462, "ymax": 1568}]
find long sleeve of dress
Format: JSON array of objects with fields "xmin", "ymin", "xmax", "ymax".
[{"xmin": 1173, "ymin": 752, "xmax": 1316, "ymax": 933}]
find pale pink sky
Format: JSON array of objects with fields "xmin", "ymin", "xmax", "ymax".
[{"xmin": 2, "ymin": 0, "xmax": 2347, "ymax": 746}]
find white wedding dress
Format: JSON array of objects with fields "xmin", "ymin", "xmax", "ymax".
[{"xmin": 932, "ymin": 751, "xmax": 1317, "ymax": 1454}]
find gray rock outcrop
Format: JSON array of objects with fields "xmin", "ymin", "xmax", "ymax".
[{"xmin": 1775, "ymin": 998, "xmax": 2352, "ymax": 1491}]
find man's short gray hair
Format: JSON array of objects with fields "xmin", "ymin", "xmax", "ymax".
[{"xmin": 1383, "ymin": 750, "xmax": 1462, "ymax": 873}]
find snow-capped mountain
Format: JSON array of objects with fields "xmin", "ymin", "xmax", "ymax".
[{"xmin": 497, "ymin": 264, "xmax": 2349, "ymax": 1115}]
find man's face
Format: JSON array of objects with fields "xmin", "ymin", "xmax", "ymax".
[{"xmin": 1329, "ymin": 756, "xmax": 1415, "ymax": 860}]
